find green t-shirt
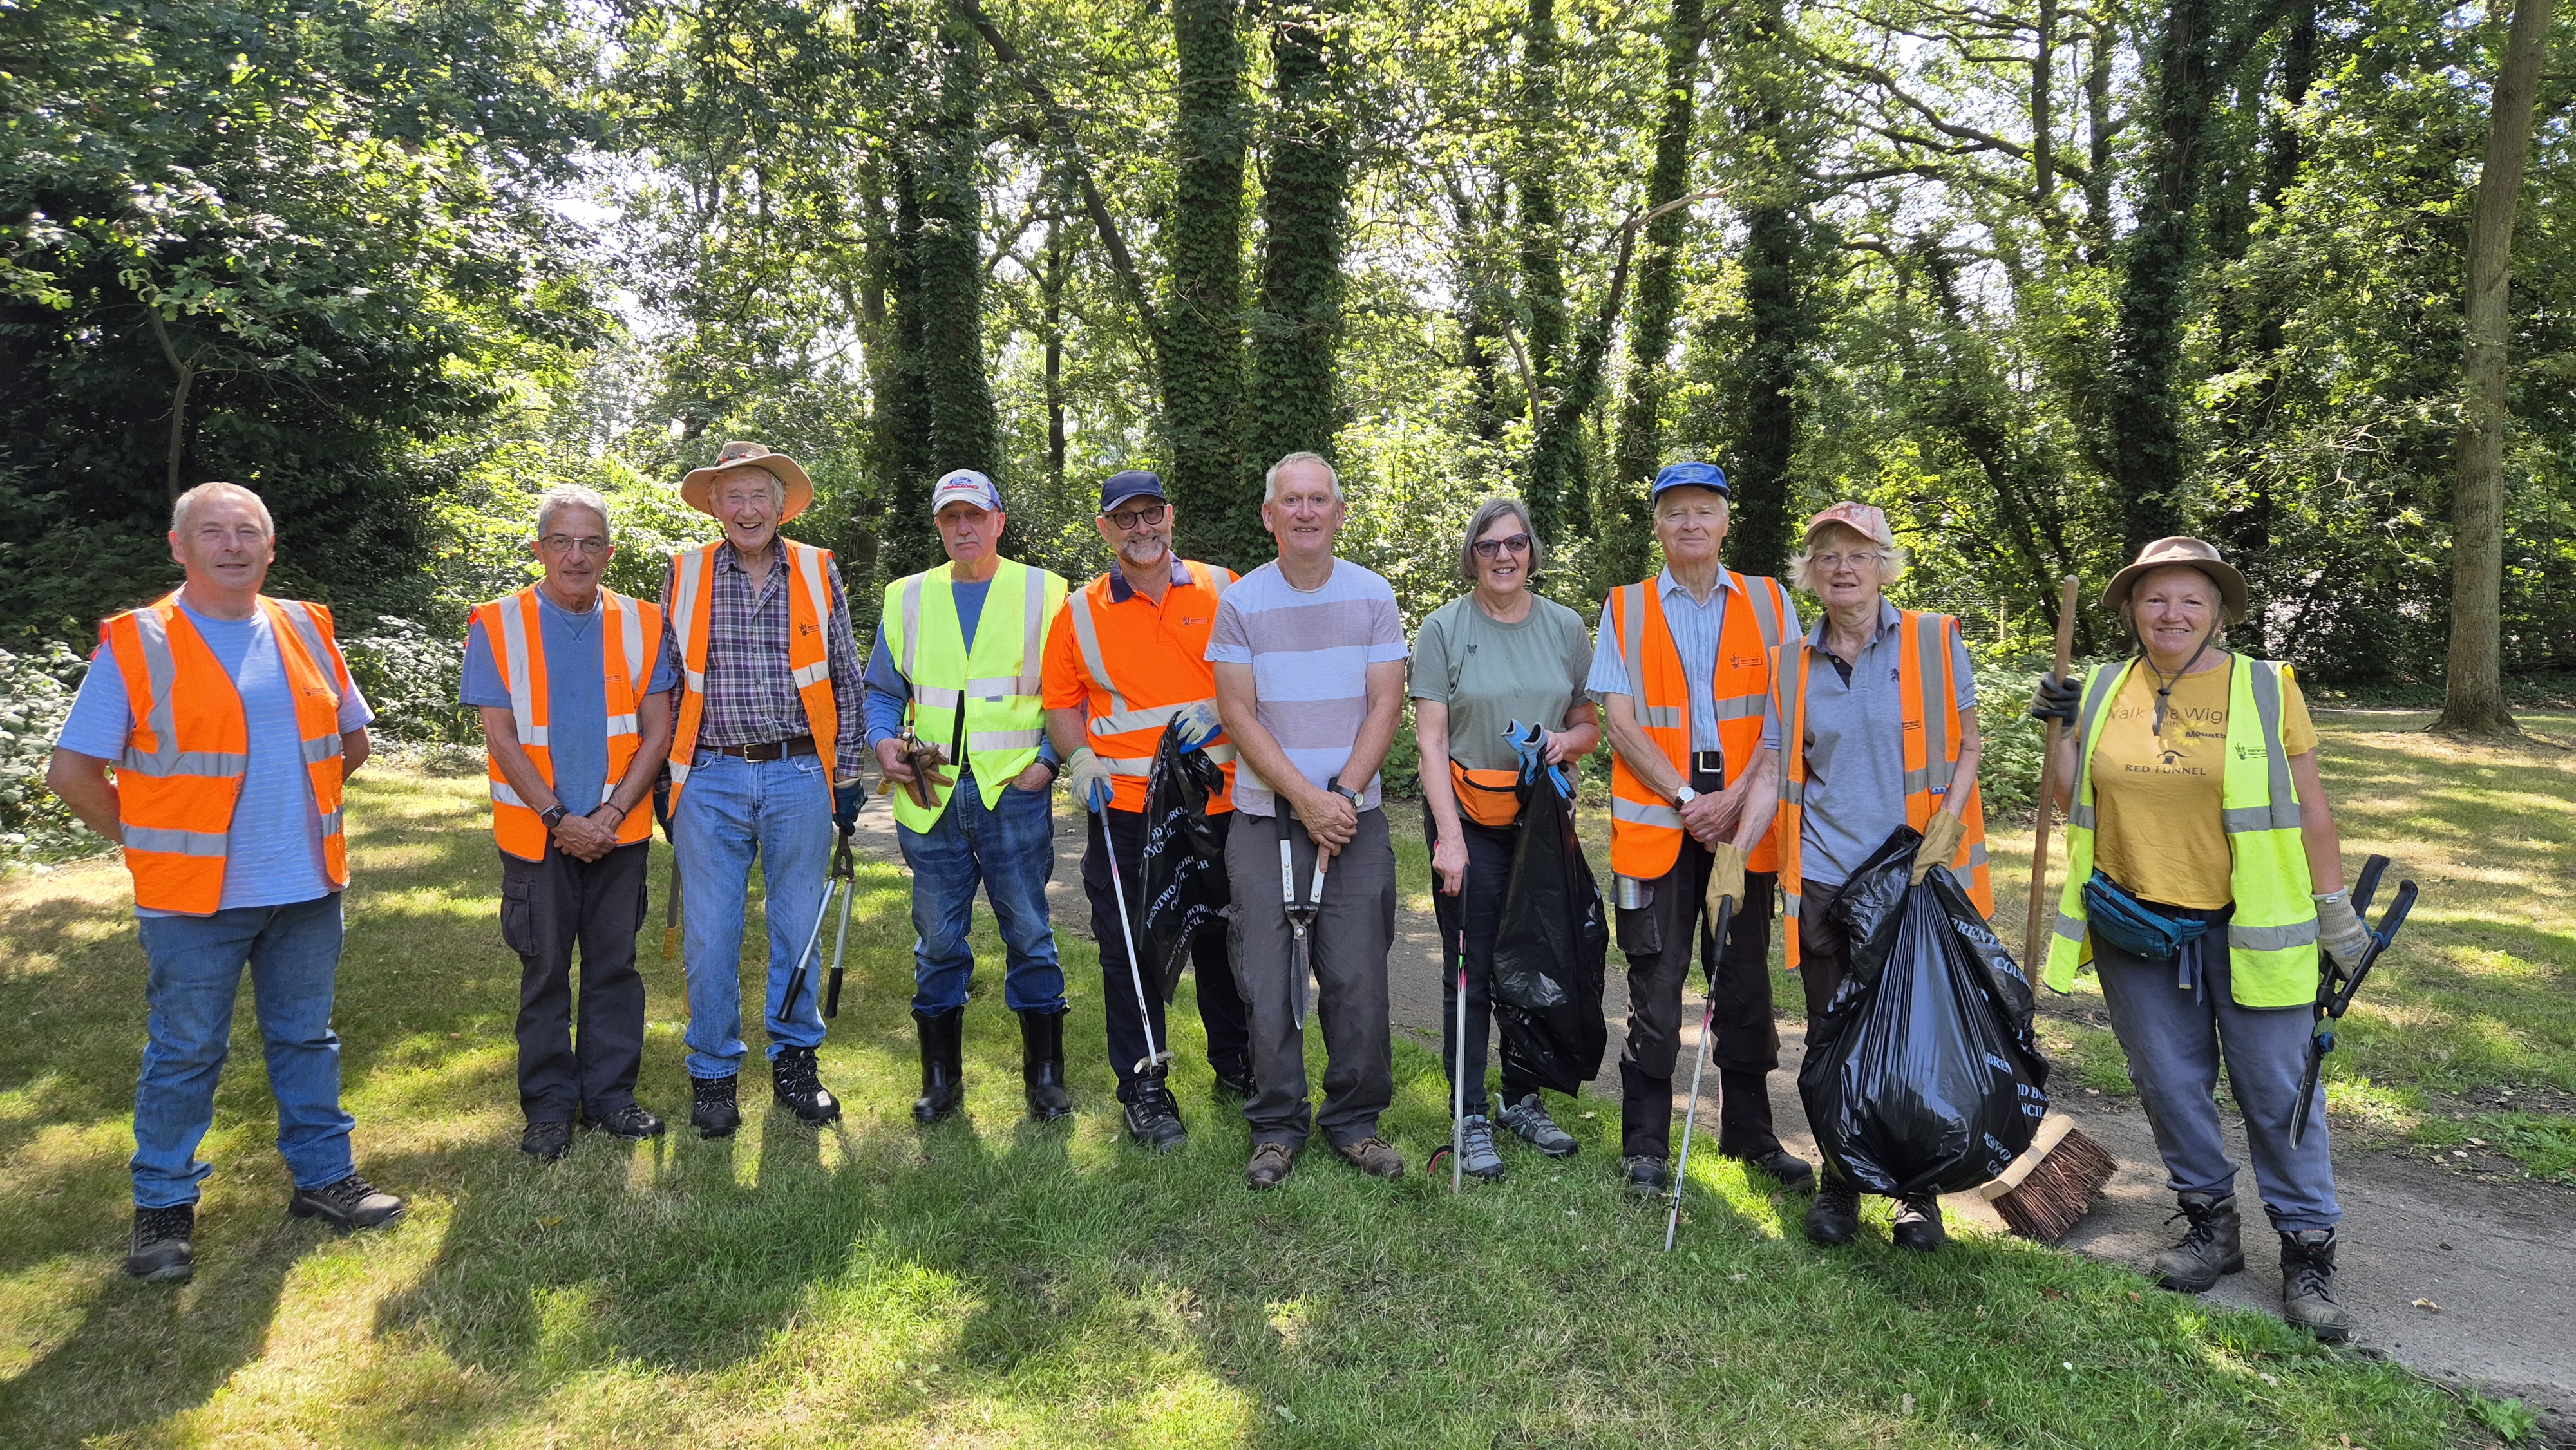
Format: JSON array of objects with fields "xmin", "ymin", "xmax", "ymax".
[{"xmin": 1408, "ymin": 592, "xmax": 1595, "ymax": 773}]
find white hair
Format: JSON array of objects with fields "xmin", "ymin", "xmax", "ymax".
[
  {"xmin": 1262, "ymin": 451, "xmax": 1342, "ymax": 506},
  {"xmin": 710, "ymin": 463, "xmax": 786, "ymax": 505},
  {"xmin": 533, "ymin": 484, "xmax": 612, "ymax": 539},
  {"xmin": 169, "ymin": 481, "xmax": 274, "ymax": 538},
  {"xmin": 1787, "ymin": 523, "xmax": 1908, "ymax": 594}
]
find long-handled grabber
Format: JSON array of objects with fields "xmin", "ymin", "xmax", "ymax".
[
  {"xmin": 2290, "ymin": 854, "xmax": 2416, "ymax": 1147},
  {"xmin": 822, "ymin": 825, "xmax": 858, "ymax": 1017},
  {"xmin": 656, "ymin": 779, "xmax": 681, "ymax": 961},
  {"xmin": 1423, "ymin": 888, "xmax": 1471, "ymax": 1192},
  {"xmin": 781, "ymin": 860, "xmax": 846, "ymax": 1023},
  {"xmin": 1098, "ymin": 800, "xmax": 1174, "ymax": 1077},
  {"xmin": 1278, "ymin": 805, "xmax": 1329, "ymax": 1030},
  {"xmin": 1666, "ymin": 888, "xmax": 1738, "ymax": 1252}
]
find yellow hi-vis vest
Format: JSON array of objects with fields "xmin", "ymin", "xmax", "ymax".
[
  {"xmin": 2043, "ymin": 655, "xmax": 2319, "ymax": 1008},
  {"xmin": 880, "ymin": 557, "xmax": 1067, "ymax": 830}
]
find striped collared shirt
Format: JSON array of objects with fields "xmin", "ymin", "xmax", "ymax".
[{"xmin": 661, "ymin": 540, "xmax": 868, "ymax": 779}]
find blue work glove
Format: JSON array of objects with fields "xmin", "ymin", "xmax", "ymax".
[
  {"xmin": 1173, "ymin": 701, "xmax": 1222, "ymax": 753},
  {"xmin": 1505, "ymin": 720, "xmax": 1575, "ymax": 800},
  {"xmin": 2031, "ymin": 673, "xmax": 2081, "ymax": 727},
  {"xmin": 833, "ymin": 779, "xmax": 864, "ymax": 833}
]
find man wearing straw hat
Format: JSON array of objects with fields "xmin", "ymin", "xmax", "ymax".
[{"xmin": 661, "ymin": 441, "xmax": 869, "ymax": 1138}]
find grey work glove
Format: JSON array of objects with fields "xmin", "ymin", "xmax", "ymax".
[
  {"xmin": 2314, "ymin": 891, "xmax": 2372, "ymax": 968},
  {"xmin": 1066, "ymin": 746, "xmax": 1115, "ymax": 812}
]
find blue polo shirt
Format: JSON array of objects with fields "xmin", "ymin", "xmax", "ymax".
[{"xmin": 460, "ymin": 590, "xmax": 679, "ymax": 815}]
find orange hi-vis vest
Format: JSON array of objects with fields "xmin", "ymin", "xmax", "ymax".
[
  {"xmin": 1605, "ymin": 571, "xmax": 1792, "ymax": 880},
  {"xmin": 663, "ymin": 539, "xmax": 842, "ymax": 807},
  {"xmin": 1772, "ymin": 608, "xmax": 1993, "ymax": 968},
  {"xmin": 101, "ymin": 594, "xmax": 352, "ymax": 914},
  {"xmin": 473, "ymin": 586, "xmax": 662, "ymax": 860},
  {"xmin": 1057, "ymin": 560, "xmax": 1240, "ymax": 814}
]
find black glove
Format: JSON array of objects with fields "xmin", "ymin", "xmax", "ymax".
[
  {"xmin": 2031, "ymin": 673, "xmax": 2081, "ymax": 726},
  {"xmin": 833, "ymin": 779, "xmax": 864, "ymax": 833}
]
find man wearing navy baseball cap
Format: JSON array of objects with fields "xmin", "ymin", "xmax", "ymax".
[{"xmin": 1587, "ymin": 460, "xmax": 1815, "ymax": 1200}]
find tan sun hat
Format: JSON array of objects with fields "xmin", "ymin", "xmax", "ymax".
[
  {"xmin": 679, "ymin": 440, "xmax": 814, "ymax": 523},
  {"xmin": 2101, "ymin": 536, "xmax": 2248, "ymax": 621}
]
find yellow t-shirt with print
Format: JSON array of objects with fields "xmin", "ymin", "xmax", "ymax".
[{"xmin": 2087, "ymin": 654, "xmax": 2318, "ymax": 910}]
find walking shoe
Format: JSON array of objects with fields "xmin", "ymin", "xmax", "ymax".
[
  {"xmin": 1890, "ymin": 1193, "xmax": 1947, "ymax": 1252},
  {"xmin": 126, "ymin": 1203, "xmax": 194, "ymax": 1283},
  {"xmin": 2279, "ymin": 1229, "xmax": 2353, "ymax": 1342},
  {"xmin": 1499, "ymin": 1093, "xmax": 1578, "ymax": 1158},
  {"xmin": 287, "ymin": 1174, "xmax": 405, "ymax": 1231},
  {"xmin": 1336, "ymin": 1136, "xmax": 1405, "ymax": 1180},
  {"xmin": 691, "ymin": 1073, "xmax": 741, "ymax": 1138},
  {"xmin": 1454, "ymin": 1115, "xmax": 1506, "ymax": 1183},
  {"xmin": 585, "ymin": 1104, "xmax": 664, "ymax": 1140},
  {"xmin": 2152, "ymin": 1192, "xmax": 2244, "ymax": 1292},
  {"xmin": 771, "ymin": 1044, "xmax": 842, "ymax": 1125},
  {"xmin": 1245, "ymin": 1141, "xmax": 1296, "ymax": 1190},
  {"xmin": 1729, "ymin": 1146, "xmax": 1817, "ymax": 1193},
  {"xmin": 1622, "ymin": 1154, "xmax": 1669, "ymax": 1198},
  {"xmin": 912, "ymin": 1008, "xmax": 965, "ymax": 1124},
  {"xmin": 1211, "ymin": 1067, "xmax": 1256, "ymax": 1102},
  {"xmin": 1803, "ymin": 1182, "xmax": 1861, "ymax": 1246},
  {"xmin": 1019, "ymin": 1008, "xmax": 1073, "ymax": 1122},
  {"xmin": 1123, "ymin": 1071, "xmax": 1188, "ymax": 1153},
  {"xmin": 520, "ymin": 1120, "xmax": 574, "ymax": 1162}
]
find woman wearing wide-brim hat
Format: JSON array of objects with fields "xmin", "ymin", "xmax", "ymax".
[{"xmin": 2032, "ymin": 536, "xmax": 2372, "ymax": 1341}]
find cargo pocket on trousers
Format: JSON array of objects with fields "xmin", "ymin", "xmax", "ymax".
[
  {"xmin": 500, "ymin": 874, "xmax": 538, "ymax": 957},
  {"xmin": 1613, "ymin": 876, "xmax": 1660, "ymax": 957}
]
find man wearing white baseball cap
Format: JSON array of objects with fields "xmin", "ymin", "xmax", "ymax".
[{"xmin": 861, "ymin": 469, "xmax": 1074, "ymax": 1124}]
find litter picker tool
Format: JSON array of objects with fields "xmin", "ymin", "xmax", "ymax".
[
  {"xmin": 2290, "ymin": 854, "xmax": 2415, "ymax": 1148},
  {"xmin": 1278, "ymin": 804, "xmax": 1329, "ymax": 1030},
  {"xmin": 1424, "ymin": 892, "xmax": 1470, "ymax": 1192},
  {"xmin": 782, "ymin": 796, "xmax": 873, "ymax": 1024},
  {"xmin": 1665, "ymin": 884, "xmax": 1736, "ymax": 1251},
  {"xmin": 1097, "ymin": 796, "xmax": 1175, "ymax": 1077},
  {"xmin": 656, "ymin": 780, "xmax": 681, "ymax": 962},
  {"xmin": 822, "ymin": 822, "xmax": 859, "ymax": 1018}
]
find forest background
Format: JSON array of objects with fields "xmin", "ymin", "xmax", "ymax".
[{"xmin": 5, "ymin": 0, "xmax": 2572, "ymax": 855}]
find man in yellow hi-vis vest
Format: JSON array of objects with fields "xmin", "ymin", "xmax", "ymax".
[{"xmin": 864, "ymin": 470, "xmax": 1071, "ymax": 1125}]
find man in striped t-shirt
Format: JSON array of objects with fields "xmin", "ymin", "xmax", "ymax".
[{"xmin": 1207, "ymin": 451, "xmax": 1410, "ymax": 1190}]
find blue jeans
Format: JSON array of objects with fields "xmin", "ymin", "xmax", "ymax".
[
  {"xmin": 131, "ymin": 892, "xmax": 354, "ymax": 1208},
  {"xmin": 896, "ymin": 767, "xmax": 1065, "ymax": 1015},
  {"xmin": 674, "ymin": 749, "xmax": 833, "ymax": 1080}
]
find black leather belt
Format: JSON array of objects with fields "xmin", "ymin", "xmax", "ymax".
[
  {"xmin": 714, "ymin": 734, "xmax": 817, "ymax": 761},
  {"xmin": 1689, "ymin": 749, "xmax": 1727, "ymax": 777}
]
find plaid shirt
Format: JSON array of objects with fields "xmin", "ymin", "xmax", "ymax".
[{"xmin": 659, "ymin": 540, "xmax": 869, "ymax": 780}]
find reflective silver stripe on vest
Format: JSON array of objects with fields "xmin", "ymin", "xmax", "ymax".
[
  {"xmin": 968, "ymin": 729, "xmax": 1044, "ymax": 753},
  {"xmin": 122, "ymin": 824, "xmax": 229, "ymax": 856},
  {"xmin": 1017, "ymin": 561, "xmax": 1047, "ymax": 696},
  {"xmin": 498, "ymin": 594, "xmax": 549, "ymax": 748},
  {"xmin": 2068, "ymin": 660, "xmax": 2124, "ymax": 818},
  {"xmin": 492, "ymin": 780, "xmax": 529, "ymax": 808},
  {"xmin": 670, "ymin": 548, "xmax": 710, "ymax": 693},
  {"xmin": 1917, "ymin": 612, "xmax": 1955, "ymax": 793},
  {"xmin": 2230, "ymin": 918, "xmax": 2318, "ymax": 951},
  {"xmin": 607, "ymin": 588, "xmax": 645, "ymax": 738},
  {"xmin": 965, "ymin": 675, "xmax": 1027, "ymax": 696},
  {"xmin": 300, "ymin": 733, "xmax": 343, "ymax": 766},
  {"xmin": 273, "ymin": 601, "xmax": 337, "ymax": 700},
  {"xmin": 2055, "ymin": 910, "xmax": 2088, "ymax": 943},
  {"xmin": 1103, "ymin": 741, "xmax": 1237, "ymax": 775},
  {"xmin": 1743, "ymin": 575, "xmax": 1783, "ymax": 650},
  {"xmin": 1711, "ymin": 695, "xmax": 1766, "ymax": 722},
  {"xmin": 316, "ymin": 807, "xmax": 343, "ymax": 839},
  {"xmin": 2069, "ymin": 802, "xmax": 2096, "ymax": 829},
  {"xmin": 1611, "ymin": 795, "xmax": 1681, "ymax": 829},
  {"xmin": 667, "ymin": 758, "xmax": 692, "ymax": 787},
  {"xmin": 122, "ymin": 609, "xmax": 190, "ymax": 777},
  {"xmin": 898, "ymin": 574, "xmax": 924, "ymax": 681},
  {"xmin": 1781, "ymin": 887, "xmax": 1802, "ymax": 921},
  {"xmin": 1615, "ymin": 583, "xmax": 1683, "ymax": 727},
  {"xmin": 2239, "ymin": 659, "xmax": 2304, "ymax": 832},
  {"xmin": 791, "ymin": 660, "xmax": 831, "ymax": 690},
  {"xmin": 914, "ymin": 685, "xmax": 964, "ymax": 709},
  {"xmin": 1092, "ymin": 698, "xmax": 1213, "ymax": 737},
  {"xmin": 1779, "ymin": 777, "xmax": 1804, "ymax": 806},
  {"xmin": 1066, "ymin": 588, "xmax": 1133, "ymax": 726}
]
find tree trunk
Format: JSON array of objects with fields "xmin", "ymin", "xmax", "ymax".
[
  {"xmin": 2083, "ymin": 21, "xmax": 2115, "ymax": 263},
  {"xmin": 873, "ymin": 155, "xmax": 940, "ymax": 579},
  {"xmin": 1240, "ymin": 2, "xmax": 1348, "ymax": 494},
  {"xmin": 144, "ymin": 310, "xmax": 198, "ymax": 502},
  {"xmin": 1043, "ymin": 199, "xmax": 1068, "ymax": 493},
  {"xmin": 919, "ymin": 0, "xmax": 1001, "ymax": 481},
  {"xmin": 2032, "ymin": 0, "xmax": 2056, "ymax": 205},
  {"xmin": 1167, "ymin": 0, "xmax": 1253, "ymax": 565},
  {"xmin": 1729, "ymin": 198, "xmax": 1804, "ymax": 581},
  {"xmin": 1515, "ymin": 0, "xmax": 1571, "ymax": 537},
  {"xmin": 2436, "ymin": 0, "xmax": 2554, "ymax": 737},
  {"xmin": 1605, "ymin": 0, "xmax": 1706, "ymax": 586}
]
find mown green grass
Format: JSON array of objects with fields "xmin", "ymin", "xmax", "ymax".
[{"xmin": 0, "ymin": 762, "xmax": 2488, "ymax": 1446}]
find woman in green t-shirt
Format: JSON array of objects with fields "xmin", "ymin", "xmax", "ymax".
[
  {"xmin": 1412, "ymin": 498, "xmax": 1600, "ymax": 1183},
  {"xmin": 2032, "ymin": 537, "xmax": 2372, "ymax": 1341}
]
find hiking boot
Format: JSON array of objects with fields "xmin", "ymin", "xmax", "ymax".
[
  {"xmin": 1019, "ymin": 1009, "xmax": 1073, "ymax": 1122},
  {"xmin": 1622, "ymin": 1154, "xmax": 1670, "ymax": 1198},
  {"xmin": 1336, "ymin": 1136, "xmax": 1405, "ymax": 1180},
  {"xmin": 1454, "ymin": 1115, "xmax": 1506, "ymax": 1183},
  {"xmin": 690, "ymin": 1073, "xmax": 741, "ymax": 1138},
  {"xmin": 520, "ymin": 1120, "xmax": 574, "ymax": 1162},
  {"xmin": 1123, "ymin": 1071, "xmax": 1188, "ymax": 1153},
  {"xmin": 1246, "ymin": 1141, "xmax": 1296, "ymax": 1191},
  {"xmin": 2279, "ymin": 1229, "xmax": 2352, "ymax": 1342},
  {"xmin": 1890, "ymin": 1193, "xmax": 1947, "ymax": 1252},
  {"xmin": 585, "ymin": 1104, "xmax": 663, "ymax": 1140},
  {"xmin": 1804, "ymin": 1182, "xmax": 1861, "ymax": 1246},
  {"xmin": 1211, "ymin": 1066, "xmax": 1256, "ymax": 1102},
  {"xmin": 126, "ymin": 1203, "xmax": 194, "ymax": 1283},
  {"xmin": 1730, "ymin": 1146, "xmax": 1817, "ymax": 1193},
  {"xmin": 2152, "ymin": 1192, "xmax": 2244, "ymax": 1292},
  {"xmin": 1499, "ymin": 1093, "xmax": 1578, "ymax": 1158},
  {"xmin": 912, "ymin": 1008, "xmax": 964, "ymax": 1124},
  {"xmin": 287, "ymin": 1174, "xmax": 404, "ymax": 1231},
  {"xmin": 771, "ymin": 1044, "xmax": 842, "ymax": 1125}
]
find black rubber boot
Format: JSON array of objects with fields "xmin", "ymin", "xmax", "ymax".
[
  {"xmin": 2152, "ymin": 1192, "xmax": 2244, "ymax": 1292},
  {"xmin": 1021, "ymin": 1008, "xmax": 1073, "ymax": 1122},
  {"xmin": 770, "ymin": 1044, "xmax": 842, "ymax": 1125},
  {"xmin": 1122, "ymin": 1068, "xmax": 1188, "ymax": 1153},
  {"xmin": 2279, "ymin": 1228, "xmax": 2353, "ymax": 1342},
  {"xmin": 1804, "ymin": 1182, "xmax": 1861, "ymax": 1246},
  {"xmin": 690, "ymin": 1074, "xmax": 741, "ymax": 1139},
  {"xmin": 912, "ymin": 1008, "xmax": 964, "ymax": 1124}
]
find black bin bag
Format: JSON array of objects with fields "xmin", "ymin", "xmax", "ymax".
[
  {"xmin": 1795, "ymin": 825, "xmax": 2049, "ymax": 1196},
  {"xmin": 1139, "ymin": 720, "xmax": 1232, "ymax": 1001},
  {"xmin": 1486, "ymin": 772, "xmax": 1609, "ymax": 1095}
]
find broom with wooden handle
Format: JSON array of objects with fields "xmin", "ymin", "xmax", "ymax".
[{"xmin": 1980, "ymin": 575, "xmax": 2117, "ymax": 1241}]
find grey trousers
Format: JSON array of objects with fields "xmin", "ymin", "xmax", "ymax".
[
  {"xmin": 1226, "ymin": 807, "xmax": 1396, "ymax": 1153},
  {"xmin": 2095, "ymin": 923, "xmax": 2340, "ymax": 1232}
]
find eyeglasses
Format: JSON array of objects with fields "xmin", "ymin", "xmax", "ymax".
[
  {"xmin": 1104, "ymin": 502, "xmax": 1168, "ymax": 529},
  {"xmin": 1472, "ymin": 533, "xmax": 1533, "ymax": 559},
  {"xmin": 540, "ymin": 534, "xmax": 611, "ymax": 556},
  {"xmin": 1810, "ymin": 552, "xmax": 1877, "ymax": 572}
]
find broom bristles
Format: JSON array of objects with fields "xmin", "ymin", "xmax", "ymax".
[{"xmin": 1992, "ymin": 1127, "xmax": 2117, "ymax": 1242}]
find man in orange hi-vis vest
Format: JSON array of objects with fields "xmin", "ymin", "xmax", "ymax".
[
  {"xmin": 48, "ymin": 482, "xmax": 401, "ymax": 1285},
  {"xmin": 462, "ymin": 485, "xmax": 677, "ymax": 1162},
  {"xmin": 1586, "ymin": 462, "xmax": 1816, "ymax": 1201}
]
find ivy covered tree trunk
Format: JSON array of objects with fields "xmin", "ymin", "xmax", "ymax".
[
  {"xmin": 1166, "ymin": 0, "xmax": 1253, "ymax": 565},
  {"xmin": 872, "ymin": 156, "xmax": 939, "ymax": 581},
  {"xmin": 1721, "ymin": 0, "xmax": 1814, "ymax": 582},
  {"xmin": 1606, "ymin": 0, "xmax": 1705, "ymax": 585},
  {"xmin": 1240, "ymin": 3, "xmax": 1347, "ymax": 497},
  {"xmin": 1515, "ymin": 0, "xmax": 1571, "ymax": 537},
  {"xmin": 918, "ymin": 0, "xmax": 1001, "ymax": 483},
  {"xmin": 2103, "ymin": 0, "xmax": 2222, "ymax": 560}
]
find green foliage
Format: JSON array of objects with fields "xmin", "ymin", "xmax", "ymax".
[
  {"xmin": 2463, "ymin": 1389, "xmax": 2542, "ymax": 1444},
  {"xmin": 0, "ymin": 642, "xmax": 99, "ymax": 860},
  {"xmin": 1238, "ymin": 0, "xmax": 1350, "ymax": 514}
]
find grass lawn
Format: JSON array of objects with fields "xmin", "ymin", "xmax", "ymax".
[{"xmin": 0, "ymin": 758, "xmax": 2499, "ymax": 1446}]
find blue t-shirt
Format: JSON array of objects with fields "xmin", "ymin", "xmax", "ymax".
[
  {"xmin": 57, "ymin": 601, "xmax": 375, "ymax": 914},
  {"xmin": 460, "ymin": 590, "xmax": 679, "ymax": 814}
]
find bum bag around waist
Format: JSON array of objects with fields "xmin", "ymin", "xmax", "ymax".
[
  {"xmin": 2081, "ymin": 870, "xmax": 2210, "ymax": 964},
  {"xmin": 1450, "ymin": 761, "xmax": 1523, "ymax": 828}
]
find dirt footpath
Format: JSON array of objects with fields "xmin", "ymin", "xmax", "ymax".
[{"xmin": 851, "ymin": 800, "xmax": 2576, "ymax": 1439}]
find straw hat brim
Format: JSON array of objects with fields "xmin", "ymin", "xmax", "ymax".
[
  {"xmin": 2102, "ymin": 554, "xmax": 2249, "ymax": 622},
  {"xmin": 680, "ymin": 453, "xmax": 814, "ymax": 523}
]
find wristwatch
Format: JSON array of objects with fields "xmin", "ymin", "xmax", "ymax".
[
  {"xmin": 539, "ymin": 804, "xmax": 569, "ymax": 830},
  {"xmin": 1326, "ymin": 775, "xmax": 1363, "ymax": 807},
  {"xmin": 1672, "ymin": 785, "xmax": 1698, "ymax": 809}
]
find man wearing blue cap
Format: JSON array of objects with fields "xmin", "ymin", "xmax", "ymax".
[
  {"xmin": 864, "ymin": 469, "xmax": 1072, "ymax": 1124},
  {"xmin": 1589, "ymin": 461, "xmax": 1814, "ymax": 1198},
  {"xmin": 1040, "ymin": 471, "xmax": 1252, "ymax": 1151}
]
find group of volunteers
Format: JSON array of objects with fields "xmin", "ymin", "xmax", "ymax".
[{"xmin": 46, "ymin": 447, "xmax": 2378, "ymax": 1341}]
